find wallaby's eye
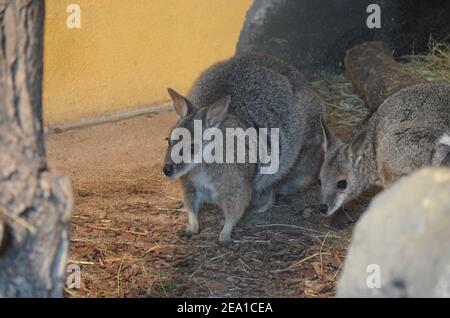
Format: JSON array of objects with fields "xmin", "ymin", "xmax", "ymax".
[
  {"xmin": 337, "ymin": 180, "xmax": 348, "ymax": 190},
  {"xmin": 317, "ymin": 179, "xmax": 322, "ymax": 187}
]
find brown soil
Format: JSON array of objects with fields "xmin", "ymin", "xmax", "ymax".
[{"xmin": 46, "ymin": 110, "xmax": 374, "ymax": 298}]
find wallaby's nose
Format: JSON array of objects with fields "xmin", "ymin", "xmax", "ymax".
[
  {"xmin": 163, "ymin": 164, "xmax": 173, "ymax": 177},
  {"xmin": 319, "ymin": 204, "xmax": 328, "ymax": 215}
]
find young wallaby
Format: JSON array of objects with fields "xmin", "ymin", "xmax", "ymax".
[
  {"xmin": 318, "ymin": 83, "xmax": 450, "ymax": 216},
  {"xmin": 163, "ymin": 53, "xmax": 324, "ymax": 243}
]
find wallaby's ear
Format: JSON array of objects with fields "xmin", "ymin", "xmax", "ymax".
[
  {"xmin": 167, "ymin": 88, "xmax": 195, "ymax": 118},
  {"xmin": 320, "ymin": 117, "xmax": 335, "ymax": 152},
  {"xmin": 348, "ymin": 130, "xmax": 367, "ymax": 165},
  {"xmin": 206, "ymin": 96, "xmax": 231, "ymax": 128}
]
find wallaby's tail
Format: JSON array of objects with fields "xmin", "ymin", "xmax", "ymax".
[{"xmin": 432, "ymin": 132, "xmax": 450, "ymax": 166}]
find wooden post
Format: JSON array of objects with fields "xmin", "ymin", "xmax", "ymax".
[{"xmin": 0, "ymin": 0, "xmax": 72, "ymax": 297}]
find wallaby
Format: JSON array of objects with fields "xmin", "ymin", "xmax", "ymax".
[
  {"xmin": 163, "ymin": 53, "xmax": 324, "ymax": 243},
  {"xmin": 318, "ymin": 83, "xmax": 450, "ymax": 216}
]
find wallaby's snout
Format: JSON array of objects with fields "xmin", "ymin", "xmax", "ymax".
[
  {"xmin": 318, "ymin": 204, "xmax": 329, "ymax": 215},
  {"xmin": 162, "ymin": 137, "xmax": 195, "ymax": 180},
  {"xmin": 162, "ymin": 88, "xmax": 202, "ymax": 180},
  {"xmin": 318, "ymin": 117, "xmax": 367, "ymax": 217},
  {"xmin": 318, "ymin": 187, "xmax": 346, "ymax": 216},
  {"xmin": 163, "ymin": 138, "xmax": 188, "ymax": 180},
  {"xmin": 162, "ymin": 163, "xmax": 174, "ymax": 178}
]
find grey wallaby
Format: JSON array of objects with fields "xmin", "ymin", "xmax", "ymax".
[
  {"xmin": 318, "ymin": 83, "xmax": 450, "ymax": 216},
  {"xmin": 163, "ymin": 53, "xmax": 324, "ymax": 243}
]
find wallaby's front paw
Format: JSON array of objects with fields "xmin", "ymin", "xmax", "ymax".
[
  {"xmin": 186, "ymin": 227, "xmax": 199, "ymax": 236},
  {"xmin": 177, "ymin": 228, "xmax": 198, "ymax": 239},
  {"xmin": 218, "ymin": 237, "xmax": 232, "ymax": 246},
  {"xmin": 218, "ymin": 232, "xmax": 232, "ymax": 245}
]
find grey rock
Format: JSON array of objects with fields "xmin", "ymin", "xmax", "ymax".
[
  {"xmin": 237, "ymin": 0, "xmax": 450, "ymax": 80},
  {"xmin": 337, "ymin": 168, "xmax": 450, "ymax": 298}
]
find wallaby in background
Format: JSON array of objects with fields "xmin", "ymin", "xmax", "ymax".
[
  {"xmin": 163, "ymin": 53, "xmax": 324, "ymax": 243},
  {"xmin": 318, "ymin": 83, "xmax": 450, "ymax": 216}
]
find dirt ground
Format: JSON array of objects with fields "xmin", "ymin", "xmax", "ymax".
[{"xmin": 46, "ymin": 110, "xmax": 375, "ymax": 298}]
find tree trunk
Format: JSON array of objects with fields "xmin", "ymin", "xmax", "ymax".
[
  {"xmin": 344, "ymin": 41, "xmax": 426, "ymax": 112},
  {"xmin": 0, "ymin": 0, "xmax": 72, "ymax": 297}
]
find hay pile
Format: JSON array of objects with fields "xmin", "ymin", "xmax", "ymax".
[
  {"xmin": 402, "ymin": 40, "xmax": 450, "ymax": 84},
  {"xmin": 311, "ymin": 39, "xmax": 450, "ymax": 129},
  {"xmin": 311, "ymin": 75, "xmax": 367, "ymax": 129}
]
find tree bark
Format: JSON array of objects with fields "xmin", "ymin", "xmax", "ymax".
[
  {"xmin": 0, "ymin": 0, "xmax": 72, "ymax": 297},
  {"xmin": 344, "ymin": 41, "xmax": 426, "ymax": 112}
]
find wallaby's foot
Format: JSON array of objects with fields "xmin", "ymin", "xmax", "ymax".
[
  {"xmin": 186, "ymin": 220, "xmax": 199, "ymax": 235},
  {"xmin": 218, "ymin": 223, "xmax": 233, "ymax": 243},
  {"xmin": 177, "ymin": 228, "xmax": 193, "ymax": 239},
  {"xmin": 255, "ymin": 199, "xmax": 273, "ymax": 214},
  {"xmin": 218, "ymin": 231, "xmax": 232, "ymax": 244},
  {"xmin": 252, "ymin": 189, "xmax": 275, "ymax": 214},
  {"xmin": 177, "ymin": 225, "xmax": 200, "ymax": 239},
  {"xmin": 186, "ymin": 211, "xmax": 199, "ymax": 236},
  {"xmin": 218, "ymin": 236, "xmax": 232, "ymax": 246},
  {"xmin": 185, "ymin": 226, "xmax": 199, "ymax": 236},
  {"xmin": 218, "ymin": 213, "xmax": 240, "ymax": 244}
]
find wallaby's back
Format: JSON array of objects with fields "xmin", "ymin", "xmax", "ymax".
[{"xmin": 375, "ymin": 83, "xmax": 450, "ymax": 176}]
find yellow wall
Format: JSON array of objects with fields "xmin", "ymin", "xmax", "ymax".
[{"xmin": 44, "ymin": 0, "xmax": 252, "ymax": 126}]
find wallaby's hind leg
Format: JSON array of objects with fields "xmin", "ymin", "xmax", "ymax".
[
  {"xmin": 183, "ymin": 188, "xmax": 202, "ymax": 236},
  {"xmin": 248, "ymin": 188, "xmax": 275, "ymax": 215},
  {"xmin": 187, "ymin": 210, "xmax": 199, "ymax": 235},
  {"xmin": 218, "ymin": 200, "xmax": 247, "ymax": 244},
  {"xmin": 240, "ymin": 188, "xmax": 275, "ymax": 224}
]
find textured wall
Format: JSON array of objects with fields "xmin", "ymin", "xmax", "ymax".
[{"xmin": 43, "ymin": 0, "xmax": 252, "ymax": 126}]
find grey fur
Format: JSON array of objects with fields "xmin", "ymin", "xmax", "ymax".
[
  {"xmin": 433, "ymin": 131, "xmax": 450, "ymax": 166},
  {"xmin": 319, "ymin": 83, "xmax": 450, "ymax": 216},
  {"xmin": 163, "ymin": 53, "xmax": 324, "ymax": 242}
]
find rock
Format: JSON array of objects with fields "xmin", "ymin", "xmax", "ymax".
[
  {"xmin": 237, "ymin": 0, "xmax": 450, "ymax": 80},
  {"xmin": 337, "ymin": 168, "xmax": 450, "ymax": 298}
]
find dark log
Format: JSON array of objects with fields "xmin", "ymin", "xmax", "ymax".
[
  {"xmin": 344, "ymin": 41, "xmax": 426, "ymax": 111},
  {"xmin": 0, "ymin": 0, "xmax": 72, "ymax": 297}
]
